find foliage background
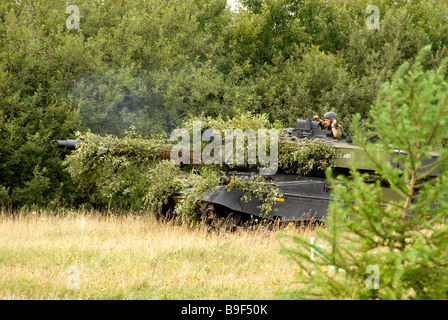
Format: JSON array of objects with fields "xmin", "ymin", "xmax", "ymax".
[{"xmin": 1, "ymin": 0, "xmax": 448, "ymax": 207}]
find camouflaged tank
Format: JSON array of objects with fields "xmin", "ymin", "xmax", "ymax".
[{"xmin": 52, "ymin": 118, "xmax": 439, "ymax": 228}]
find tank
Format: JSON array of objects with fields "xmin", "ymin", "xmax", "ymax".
[{"xmin": 51, "ymin": 119, "xmax": 439, "ymax": 227}]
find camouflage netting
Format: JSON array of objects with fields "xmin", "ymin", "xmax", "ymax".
[{"xmin": 63, "ymin": 112, "xmax": 337, "ymax": 219}]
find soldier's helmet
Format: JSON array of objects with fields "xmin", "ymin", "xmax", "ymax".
[{"xmin": 323, "ymin": 111, "xmax": 337, "ymax": 120}]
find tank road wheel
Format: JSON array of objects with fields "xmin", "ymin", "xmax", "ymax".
[
  {"xmin": 221, "ymin": 211, "xmax": 242, "ymax": 232},
  {"xmin": 201, "ymin": 202, "xmax": 215, "ymax": 226},
  {"xmin": 159, "ymin": 198, "xmax": 176, "ymax": 222},
  {"xmin": 201, "ymin": 202, "xmax": 242, "ymax": 232}
]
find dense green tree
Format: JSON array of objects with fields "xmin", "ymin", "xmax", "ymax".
[{"xmin": 0, "ymin": 0, "xmax": 87, "ymax": 206}]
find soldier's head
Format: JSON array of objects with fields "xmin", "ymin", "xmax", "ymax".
[{"xmin": 323, "ymin": 111, "xmax": 337, "ymax": 126}]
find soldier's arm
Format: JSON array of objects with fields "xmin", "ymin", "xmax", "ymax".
[
  {"xmin": 314, "ymin": 116, "xmax": 324, "ymax": 129},
  {"xmin": 331, "ymin": 125, "xmax": 342, "ymax": 140},
  {"xmin": 331, "ymin": 119, "xmax": 342, "ymax": 139}
]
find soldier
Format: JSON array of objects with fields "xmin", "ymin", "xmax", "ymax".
[{"xmin": 313, "ymin": 111, "xmax": 343, "ymax": 140}]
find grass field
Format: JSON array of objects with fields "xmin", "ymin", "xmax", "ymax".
[{"xmin": 0, "ymin": 207, "xmax": 316, "ymax": 300}]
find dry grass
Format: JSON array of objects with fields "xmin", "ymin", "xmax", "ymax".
[{"xmin": 0, "ymin": 207, "xmax": 317, "ymax": 300}]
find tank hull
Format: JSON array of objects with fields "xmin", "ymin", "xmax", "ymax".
[{"xmin": 201, "ymin": 176, "xmax": 331, "ymax": 222}]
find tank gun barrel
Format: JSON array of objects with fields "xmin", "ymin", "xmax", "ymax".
[{"xmin": 51, "ymin": 140, "xmax": 79, "ymax": 150}]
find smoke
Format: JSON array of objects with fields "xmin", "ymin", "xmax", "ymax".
[{"xmin": 71, "ymin": 68, "xmax": 167, "ymax": 137}]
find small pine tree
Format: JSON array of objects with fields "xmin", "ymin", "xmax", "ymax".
[{"xmin": 280, "ymin": 46, "xmax": 448, "ymax": 300}]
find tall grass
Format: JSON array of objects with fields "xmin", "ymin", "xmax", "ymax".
[{"xmin": 0, "ymin": 207, "xmax": 315, "ymax": 300}]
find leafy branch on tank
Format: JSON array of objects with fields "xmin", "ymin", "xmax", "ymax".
[
  {"xmin": 224, "ymin": 174, "xmax": 282, "ymax": 218},
  {"xmin": 278, "ymin": 135, "xmax": 339, "ymax": 176}
]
